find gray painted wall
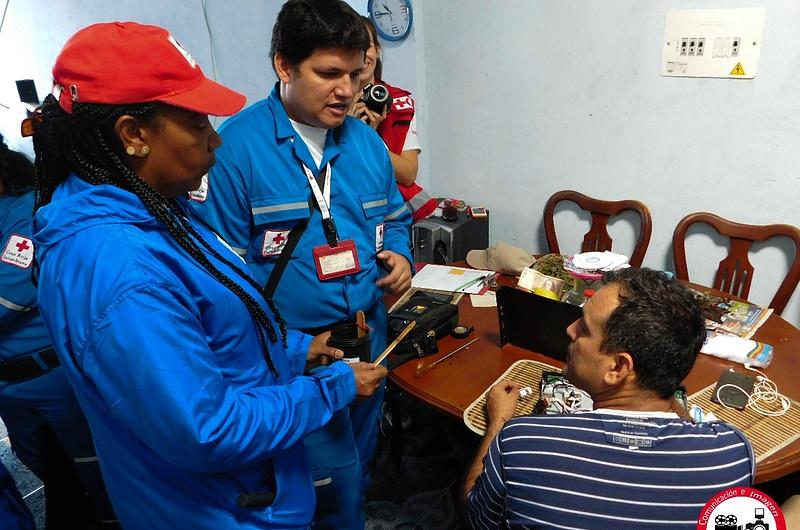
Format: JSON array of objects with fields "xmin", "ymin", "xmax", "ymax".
[
  {"xmin": 1, "ymin": 0, "xmax": 797, "ymax": 324},
  {"xmin": 0, "ymin": 0, "xmax": 418, "ymax": 147},
  {"xmin": 415, "ymin": 0, "xmax": 800, "ymax": 325}
]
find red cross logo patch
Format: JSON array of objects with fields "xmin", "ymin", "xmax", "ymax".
[
  {"xmin": 262, "ymin": 229, "xmax": 291, "ymax": 257},
  {"xmin": 2, "ymin": 234, "xmax": 34, "ymax": 268},
  {"xmin": 375, "ymin": 222, "xmax": 385, "ymax": 252}
]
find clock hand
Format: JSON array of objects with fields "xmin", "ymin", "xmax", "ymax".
[{"xmin": 382, "ymin": 3, "xmax": 393, "ymax": 19}]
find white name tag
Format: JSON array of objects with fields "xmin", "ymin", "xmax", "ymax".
[{"xmin": 318, "ymin": 249, "xmax": 356, "ymax": 275}]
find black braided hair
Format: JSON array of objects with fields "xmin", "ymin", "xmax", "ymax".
[
  {"xmin": 0, "ymin": 133, "xmax": 35, "ymax": 195},
  {"xmin": 171, "ymin": 211, "xmax": 289, "ymax": 347},
  {"xmin": 32, "ymin": 94, "xmax": 286, "ymax": 375}
]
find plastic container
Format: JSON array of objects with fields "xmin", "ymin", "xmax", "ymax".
[
  {"xmin": 327, "ymin": 323, "xmax": 371, "ymax": 364},
  {"xmin": 532, "ymin": 287, "xmax": 560, "ymax": 301},
  {"xmin": 564, "ymin": 289, "xmax": 587, "ymax": 307}
]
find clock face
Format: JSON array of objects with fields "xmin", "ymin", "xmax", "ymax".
[{"xmin": 368, "ymin": 0, "xmax": 413, "ymax": 42}]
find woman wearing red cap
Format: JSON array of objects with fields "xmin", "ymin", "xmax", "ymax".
[{"xmin": 28, "ymin": 21, "xmax": 386, "ymax": 529}]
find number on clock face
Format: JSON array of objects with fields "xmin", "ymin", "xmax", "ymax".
[{"xmin": 369, "ymin": 0, "xmax": 412, "ymax": 41}]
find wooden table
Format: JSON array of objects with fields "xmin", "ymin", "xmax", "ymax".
[{"xmin": 388, "ymin": 273, "xmax": 800, "ymax": 483}]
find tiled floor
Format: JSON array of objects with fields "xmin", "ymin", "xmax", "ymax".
[
  {"xmin": 365, "ymin": 392, "xmax": 478, "ymax": 529},
  {"xmin": 1, "ymin": 393, "xmax": 476, "ymax": 530},
  {"xmin": 1, "ymin": 418, "xmax": 45, "ymax": 529}
]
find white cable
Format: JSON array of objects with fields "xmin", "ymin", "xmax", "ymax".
[
  {"xmin": 199, "ymin": 0, "xmax": 220, "ymax": 127},
  {"xmin": 0, "ymin": 0, "xmax": 10, "ymax": 36},
  {"xmin": 714, "ymin": 366, "xmax": 791, "ymax": 417}
]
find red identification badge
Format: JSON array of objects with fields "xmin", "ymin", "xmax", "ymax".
[{"xmin": 313, "ymin": 240, "xmax": 361, "ymax": 280}]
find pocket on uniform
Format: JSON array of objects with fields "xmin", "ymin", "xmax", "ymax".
[
  {"xmin": 250, "ymin": 195, "xmax": 310, "ymax": 259},
  {"xmin": 359, "ymin": 192, "xmax": 388, "ymax": 220}
]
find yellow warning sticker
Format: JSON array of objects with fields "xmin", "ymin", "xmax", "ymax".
[{"xmin": 730, "ymin": 62, "xmax": 746, "ymax": 76}]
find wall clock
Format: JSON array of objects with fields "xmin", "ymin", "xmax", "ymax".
[{"xmin": 368, "ymin": 0, "xmax": 413, "ymax": 42}]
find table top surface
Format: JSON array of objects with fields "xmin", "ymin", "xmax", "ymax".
[{"xmin": 388, "ymin": 271, "xmax": 800, "ymax": 483}]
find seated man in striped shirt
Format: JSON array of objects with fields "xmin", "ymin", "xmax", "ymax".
[{"xmin": 464, "ymin": 268, "xmax": 754, "ymax": 529}]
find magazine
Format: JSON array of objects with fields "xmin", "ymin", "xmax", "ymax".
[{"xmin": 692, "ymin": 289, "xmax": 773, "ymax": 340}]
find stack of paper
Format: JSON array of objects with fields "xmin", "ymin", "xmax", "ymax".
[{"xmin": 411, "ymin": 264, "xmax": 493, "ymax": 294}]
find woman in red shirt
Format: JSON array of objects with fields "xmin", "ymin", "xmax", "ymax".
[{"xmin": 349, "ymin": 17, "xmax": 437, "ymax": 221}]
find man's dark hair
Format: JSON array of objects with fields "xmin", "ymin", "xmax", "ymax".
[
  {"xmin": 31, "ymin": 95, "xmax": 287, "ymax": 375},
  {"xmin": 0, "ymin": 133, "xmax": 35, "ymax": 195},
  {"xmin": 270, "ymin": 0, "xmax": 369, "ymax": 71},
  {"xmin": 601, "ymin": 268, "xmax": 706, "ymax": 398}
]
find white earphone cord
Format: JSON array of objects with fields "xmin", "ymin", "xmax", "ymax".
[{"xmin": 714, "ymin": 364, "xmax": 790, "ymax": 417}]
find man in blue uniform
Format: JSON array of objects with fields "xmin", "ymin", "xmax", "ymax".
[
  {"xmin": 0, "ymin": 134, "xmax": 117, "ymax": 527},
  {"xmin": 190, "ymin": 1, "xmax": 412, "ymax": 527}
]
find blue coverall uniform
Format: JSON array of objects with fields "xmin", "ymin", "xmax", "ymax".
[
  {"xmin": 191, "ymin": 85, "xmax": 413, "ymax": 528},
  {"xmin": 33, "ymin": 175, "xmax": 357, "ymax": 529},
  {"xmin": 0, "ymin": 190, "xmax": 115, "ymax": 525}
]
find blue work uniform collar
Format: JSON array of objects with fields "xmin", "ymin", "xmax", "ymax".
[{"xmin": 267, "ymin": 83, "xmax": 345, "ymax": 173}]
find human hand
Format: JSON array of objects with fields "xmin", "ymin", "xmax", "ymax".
[
  {"xmin": 375, "ymin": 250, "xmax": 411, "ymax": 294},
  {"xmin": 348, "ymin": 101, "xmax": 371, "ymax": 124},
  {"xmin": 485, "ymin": 380, "xmax": 522, "ymax": 431},
  {"xmin": 306, "ymin": 331, "xmax": 343, "ymax": 366},
  {"xmin": 348, "ymin": 362, "xmax": 388, "ymax": 398},
  {"xmin": 349, "ymin": 101, "xmax": 387, "ymax": 130},
  {"xmin": 362, "ymin": 105, "xmax": 387, "ymax": 130}
]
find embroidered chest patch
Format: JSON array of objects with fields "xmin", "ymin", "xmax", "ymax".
[
  {"xmin": 2, "ymin": 234, "xmax": 34, "ymax": 268},
  {"xmin": 262, "ymin": 229, "xmax": 291, "ymax": 257}
]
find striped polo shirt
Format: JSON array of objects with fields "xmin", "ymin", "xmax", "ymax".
[{"xmin": 467, "ymin": 409, "xmax": 754, "ymax": 529}]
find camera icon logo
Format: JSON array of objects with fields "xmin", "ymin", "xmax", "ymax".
[{"xmin": 698, "ymin": 487, "xmax": 786, "ymax": 530}]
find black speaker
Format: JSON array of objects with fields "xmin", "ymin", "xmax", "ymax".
[{"xmin": 413, "ymin": 210, "xmax": 488, "ymax": 264}]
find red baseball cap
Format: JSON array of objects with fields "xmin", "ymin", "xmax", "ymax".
[{"xmin": 52, "ymin": 21, "xmax": 245, "ymax": 116}]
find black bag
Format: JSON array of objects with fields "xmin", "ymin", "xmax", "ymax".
[{"xmin": 387, "ymin": 293, "xmax": 459, "ymax": 369}]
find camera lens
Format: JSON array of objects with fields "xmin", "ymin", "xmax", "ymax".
[{"xmin": 360, "ymin": 83, "xmax": 393, "ymax": 113}]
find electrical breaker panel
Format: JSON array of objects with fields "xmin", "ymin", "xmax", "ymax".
[{"xmin": 661, "ymin": 7, "xmax": 766, "ymax": 79}]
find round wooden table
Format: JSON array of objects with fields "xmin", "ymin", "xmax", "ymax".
[{"xmin": 388, "ymin": 273, "xmax": 800, "ymax": 483}]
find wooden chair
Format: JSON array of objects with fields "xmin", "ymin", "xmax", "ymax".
[
  {"xmin": 543, "ymin": 190, "xmax": 653, "ymax": 267},
  {"xmin": 672, "ymin": 212, "xmax": 800, "ymax": 315}
]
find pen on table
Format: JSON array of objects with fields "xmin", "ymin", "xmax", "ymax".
[
  {"xmin": 454, "ymin": 273, "xmax": 491, "ymax": 293},
  {"xmin": 415, "ymin": 338, "xmax": 480, "ymax": 378}
]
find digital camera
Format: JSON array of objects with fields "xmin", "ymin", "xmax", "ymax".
[
  {"xmin": 745, "ymin": 507, "xmax": 769, "ymax": 530},
  {"xmin": 360, "ymin": 83, "xmax": 393, "ymax": 114}
]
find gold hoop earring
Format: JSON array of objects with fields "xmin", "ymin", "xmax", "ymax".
[
  {"xmin": 141, "ymin": 145, "xmax": 150, "ymax": 155},
  {"xmin": 125, "ymin": 146, "xmax": 136, "ymax": 156}
]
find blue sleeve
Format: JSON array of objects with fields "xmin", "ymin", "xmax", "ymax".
[
  {"xmin": 286, "ymin": 330, "xmax": 312, "ymax": 377},
  {"xmin": 380, "ymin": 151, "xmax": 413, "ymax": 265},
  {"xmin": 467, "ymin": 432, "xmax": 507, "ymax": 529},
  {"xmin": 84, "ymin": 283, "xmax": 355, "ymax": 473},
  {"xmin": 190, "ymin": 145, "xmax": 251, "ymax": 256},
  {"xmin": 0, "ymin": 218, "xmax": 36, "ymax": 327}
]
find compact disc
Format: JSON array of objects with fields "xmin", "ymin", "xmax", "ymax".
[{"xmin": 571, "ymin": 251, "xmax": 615, "ymax": 270}]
